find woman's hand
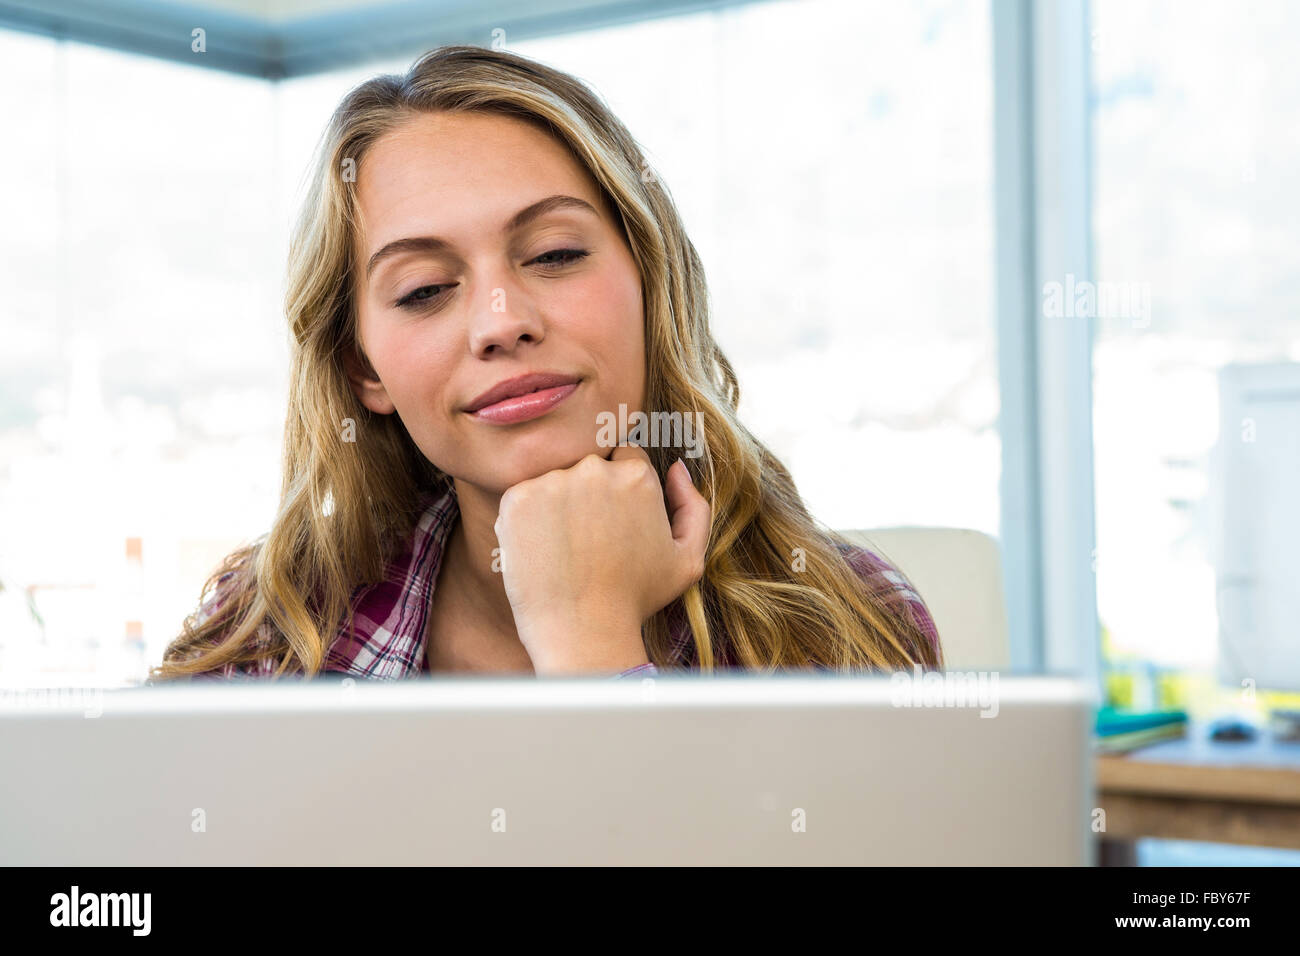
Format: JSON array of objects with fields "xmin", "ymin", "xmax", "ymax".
[{"xmin": 493, "ymin": 444, "xmax": 711, "ymax": 675}]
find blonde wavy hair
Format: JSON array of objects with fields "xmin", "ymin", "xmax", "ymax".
[{"xmin": 149, "ymin": 44, "xmax": 942, "ymax": 682}]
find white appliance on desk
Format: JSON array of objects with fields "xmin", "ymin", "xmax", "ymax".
[{"xmin": 1214, "ymin": 362, "xmax": 1300, "ymax": 695}]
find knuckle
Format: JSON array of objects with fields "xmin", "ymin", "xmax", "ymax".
[
  {"xmin": 618, "ymin": 460, "xmax": 655, "ymax": 491},
  {"xmin": 501, "ymin": 483, "xmax": 530, "ymax": 511}
]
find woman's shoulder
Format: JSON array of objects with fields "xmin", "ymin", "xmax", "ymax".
[
  {"xmin": 834, "ymin": 540, "xmax": 940, "ymax": 661},
  {"xmin": 835, "ymin": 539, "xmax": 909, "ymax": 587},
  {"xmin": 664, "ymin": 538, "xmax": 942, "ymax": 669},
  {"xmin": 178, "ymin": 565, "xmax": 279, "ymax": 681}
]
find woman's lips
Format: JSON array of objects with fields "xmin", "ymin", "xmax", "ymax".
[{"xmin": 469, "ymin": 382, "xmax": 579, "ymax": 424}]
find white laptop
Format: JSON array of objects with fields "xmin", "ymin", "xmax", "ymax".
[{"xmin": 0, "ymin": 674, "xmax": 1096, "ymax": 865}]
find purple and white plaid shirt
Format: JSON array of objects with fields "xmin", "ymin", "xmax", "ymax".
[{"xmin": 197, "ymin": 483, "xmax": 939, "ymax": 681}]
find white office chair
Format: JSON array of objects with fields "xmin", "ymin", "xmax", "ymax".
[{"xmin": 837, "ymin": 527, "xmax": 1010, "ymax": 670}]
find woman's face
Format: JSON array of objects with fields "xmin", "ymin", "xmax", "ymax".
[{"xmin": 347, "ymin": 110, "xmax": 646, "ymax": 493}]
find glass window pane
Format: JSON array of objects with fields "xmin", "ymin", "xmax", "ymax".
[
  {"xmin": 0, "ymin": 35, "xmax": 284, "ymax": 686},
  {"xmin": 1091, "ymin": 0, "xmax": 1300, "ymax": 686}
]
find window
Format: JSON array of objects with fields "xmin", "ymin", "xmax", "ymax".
[
  {"xmin": 0, "ymin": 34, "xmax": 283, "ymax": 686},
  {"xmin": 1091, "ymin": 0, "xmax": 1300, "ymax": 683}
]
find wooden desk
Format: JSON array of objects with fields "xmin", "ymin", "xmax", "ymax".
[{"xmin": 1094, "ymin": 721, "xmax": 1300, "ymax": 864}]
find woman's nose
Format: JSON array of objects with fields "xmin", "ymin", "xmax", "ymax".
[{"xmin": 466, "ymin": 280, "xmax": 546, "ymax": 356}]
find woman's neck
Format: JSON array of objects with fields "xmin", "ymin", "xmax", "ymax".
[{"xmin": 446, "ymin": 479, "xmax": 519, "ymax": 637}]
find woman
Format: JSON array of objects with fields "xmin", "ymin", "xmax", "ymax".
[{"xmin": 148, "ymin": 45, "xmax": 942, "ymax": 683}]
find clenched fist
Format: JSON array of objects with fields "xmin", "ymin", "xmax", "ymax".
[{"xmin": 493, "ymin": 443, "xmax": 712, "ymax": 675}]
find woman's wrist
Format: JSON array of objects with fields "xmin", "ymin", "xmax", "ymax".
[{"xmin": 523, "ymin": 611, "xmax": 649, "ymax": 676}]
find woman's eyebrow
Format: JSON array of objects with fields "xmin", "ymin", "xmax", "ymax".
[{"xmin": 364, "ymin": 194, "xmax": 599, "ymax": 281}]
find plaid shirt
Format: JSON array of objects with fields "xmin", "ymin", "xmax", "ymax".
[{"xmin": 196, "ymin": 483, "xmax": 939, "ymax": 680}]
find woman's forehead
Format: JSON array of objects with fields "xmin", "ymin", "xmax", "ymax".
[
  {"xmin": 361, "ymin": 111, "xmax": 589, "ymax": 198},
  {"xmin": 353, "ymin": 114, "xmax": 608, "ymax": 255}
]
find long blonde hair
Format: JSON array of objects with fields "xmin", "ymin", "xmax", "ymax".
[{"xmin": 150, "ymin": 44, "xmax": 942, "ymax": 681}]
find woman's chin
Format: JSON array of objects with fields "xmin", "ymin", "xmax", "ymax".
[{"xmin": 484, "ymin": 439, "xmax": 607, "ymax": 487}]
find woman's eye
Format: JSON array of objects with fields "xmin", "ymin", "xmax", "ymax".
[
  {"xmin": 394, "ymin": 250, "xmax": 588, "ymax": 310},
  {"xmin": 531, "ymin": 248, "xmax": 590, "ymax": 269},
  {"xmin": 395, "ymin": 285, "xmax": 449, "ymax": 310}
]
